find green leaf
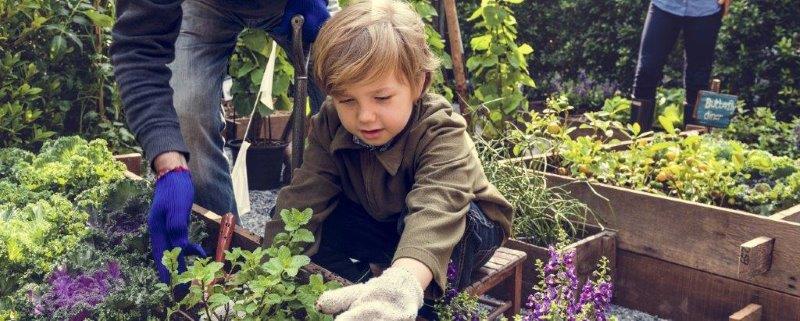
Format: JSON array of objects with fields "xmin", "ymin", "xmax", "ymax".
[
  {"xmin": 518, "ymin": 43, "xmax": 533, "ymax": 55},
  {"xmin": 50, "ymin": 35, "xmax": 66, "ymax": 58},
  {"xmin": 292, "ymin": 229, "xmax": 315, "ymax": 243},
  {"xmin": 470, "ymin": 35, "xmax": 492, "ymax": 50},
  {"xmin": 83, "ymin": 10, "xmax": 114, "ymax": 28},
  {"xmin": 208, "ymin": 293, "xmax": 230, "ymax": 306}
]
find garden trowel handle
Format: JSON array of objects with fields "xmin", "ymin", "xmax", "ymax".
[{"xmin": 290, "ymin": 15, "xmax": 308, "ymax": 172}]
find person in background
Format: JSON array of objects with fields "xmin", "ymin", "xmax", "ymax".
[
  {"xmin": 263, "ymin": 0, "xmax": 513, "ymax": 319},
  {"xmin": 632, "ymin": 0, "xmax": 731, "ymax": 126},
  {"xmin": 110, "ymin": 0, "xmax": 337, "ymax": 283}
]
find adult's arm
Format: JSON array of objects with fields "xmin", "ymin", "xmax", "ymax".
[{"xmin": 111, "ymin": 0, "xmax": 190, "ymax": 167}]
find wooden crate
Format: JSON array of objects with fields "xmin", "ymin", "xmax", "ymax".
[{"xmin": 503, "ymin": 227, "xmax": 617, "ymax": 300}]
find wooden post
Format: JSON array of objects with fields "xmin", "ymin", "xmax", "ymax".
[
  {"xmin": 738, "ymin": 237, "xmax": 775, "ymax": 278},
  {"xmin": 729, "ymin": 304, "xmax": 762, "ymax": 321},
  {"xmin": 442, "ymin": 0, "xmax": 470, "ymax": 123},
  {"xmin": 710, "ymin": 78, "xmax": 722, "ymax": 93}
]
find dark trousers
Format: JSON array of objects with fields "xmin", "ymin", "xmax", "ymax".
[
  {"xmin": 632, "ymin": 2, "xmax": 723, "ymax": 123},
  {"xmin": 311, "ymin": 197, "xmax": 504, "ymax": 293}
]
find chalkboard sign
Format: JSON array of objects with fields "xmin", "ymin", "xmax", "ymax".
[{"xmin": 692, "ymin": 90, "xmax": 738, "ymax": 128}]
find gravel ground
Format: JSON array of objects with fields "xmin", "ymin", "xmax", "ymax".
[
  {"xmin": 239, "ymin": 189, "xmax": 277, "ymax": 236},
  {"xmin": 229, "ymin": 149, "xmax": 669, "ymax": 321},
  {"xmin": 610, "ymin": 305, "xmax": 670, "ymax": 321}
]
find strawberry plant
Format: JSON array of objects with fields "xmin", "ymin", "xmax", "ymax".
[{"xmin": 162, "ymin": 208, "xmax": 340, "ymax": 321}]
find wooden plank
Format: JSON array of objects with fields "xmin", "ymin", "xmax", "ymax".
[
  {"xmin": 739, "ymin": 237, "xmax": 775, "ymax": 277},
  {"xmin": 615, "ymin": 250, "xmax": 800, "ymax": 321},
  {"xmin": 771, "ymin": 203, "xmax": 800, "ymax": 223},
  {"xmin": 504, "ymin": 229, "xmax": 617, "ymax": 300},
  {"xmin": 730, "ymin": 304, "xmax": 763, "ymax": 321},
  {"xmin": 114, "ymin": 153, "xmax": 142, "ymax": 176},
  {"xmin": 545, "ymin": 172, "xmax": 800, "ymax": 295}
]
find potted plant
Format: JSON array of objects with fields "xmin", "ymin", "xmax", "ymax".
[{"xmin": 225, "ymin": 30, "xmax": 297, "ymax": 190}]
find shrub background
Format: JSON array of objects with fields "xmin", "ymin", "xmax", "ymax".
[{"xmin": 506, "ymin": 0, "xmax": 799, "ymax": 118}]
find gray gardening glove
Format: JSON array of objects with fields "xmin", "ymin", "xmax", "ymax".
[{"xmin": 315, "ymin": 266, "xmax": 424, "ymax": 321}]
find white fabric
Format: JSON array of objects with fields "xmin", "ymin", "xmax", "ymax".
[{"xmin": 232, "ymin": 40, "xmax": 278, "ymax": 217}]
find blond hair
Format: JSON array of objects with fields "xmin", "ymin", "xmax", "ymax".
[{"xmin": 312, "ymin": 0, "xmax": 440, "ymax": 97}]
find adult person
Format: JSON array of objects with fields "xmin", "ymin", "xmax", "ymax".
[
  {"xmin": 110, "ymin": 0, "xmax": 336, "ymax": 283},
  {"xmin": 632, "ymin": 0, "xmax": 731, "ymax": 126}
]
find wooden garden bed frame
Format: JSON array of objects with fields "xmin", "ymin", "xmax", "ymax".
[{"xmin": 539, "ymin": 171, "xmax": 800, "ymax": 321}]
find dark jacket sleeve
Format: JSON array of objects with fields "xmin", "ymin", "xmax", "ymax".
[{"xmin": 110, "ymin": 0, "xmax": 190, "ymax": 166}]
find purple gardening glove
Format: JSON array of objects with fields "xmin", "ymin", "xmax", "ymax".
[
  {"xmin": 148, "ymin": 168, "xmax": 206, "ymax": 283},
  {"xmin": 274, "ymin": 0, "xmax": 331, "ymax": 44}
]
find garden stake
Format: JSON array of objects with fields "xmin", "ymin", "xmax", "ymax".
[
  {"xmin": 442, "ymin": 0, "xmax": 470, "ymax": 122},
  {"xmin": 279, "ymin": 15, "xmax": 309, "ymax": 181}
]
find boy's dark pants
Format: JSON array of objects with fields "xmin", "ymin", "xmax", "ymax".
[
  {"xmin": 632, "ymin": 3, "xmax": 722, "ymax": 123},
  {"xmin": 311, "ymin": 196, "xmax": 504, "ymax": 292}
]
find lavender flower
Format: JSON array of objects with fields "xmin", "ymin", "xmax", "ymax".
[{"xmin": 524, "ymin": 248, "xmax": 613, "ymax": 321}]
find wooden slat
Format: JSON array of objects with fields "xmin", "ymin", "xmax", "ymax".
[
  {"xmin": 730, "ymin": 304, "xmax": 763, "ymax": 321},
  {"xmin": 615, "ymin": 250, "xmax": 800, "ymax": 321},
  {"xmin": 114, "ymin": 153, "xmax": 142, "ymax": 176},
  {"xmin": 545, "ymin": 172, "xmax": 800, "ymax": 295},
  {"xmin": 739, "ymin": 237, "xmax": 775, "ymax": 277},
  {"xmin": 770, "ymin": 203, "xmax": 800, "ymax": 222}
]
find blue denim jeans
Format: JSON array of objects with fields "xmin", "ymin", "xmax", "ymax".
[
  {"xmin": 632, "ymin": 2, "xmax": 722, "ymax": 123},
  {"xmin": 168, "ymin": 0, "xmax": 328, "ymax": 218},
  {"xmin": 311, "ymin": 197, "xmax": 504, "ymax": 292}
]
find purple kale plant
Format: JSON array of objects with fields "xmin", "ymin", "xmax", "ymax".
[
  {"xmin": 30, "ymin": 261, "xmax": 124, "ymax": 320},
  {"xmin": 524, "ymin": 246, "xmax": 614, "ymax": 321}
]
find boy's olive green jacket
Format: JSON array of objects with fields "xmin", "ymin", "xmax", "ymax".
[{"xmin": 264, "ymin": 93, "xmax": 513, "ymax": 290}]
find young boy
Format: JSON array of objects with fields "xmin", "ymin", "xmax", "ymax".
[{"xmin": 263, "ymin": 0, "xmax": 513, "ymax": 319}]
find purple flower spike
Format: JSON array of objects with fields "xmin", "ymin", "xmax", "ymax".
[{"xmin": 524, "ymin": 247, "xmax": 614, "ymax": 321}]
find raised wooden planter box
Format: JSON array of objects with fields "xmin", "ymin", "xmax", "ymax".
[
  {"xmin": 504, "ymin": 226, "xmax": 617, "ymax": 301},
  {"xmin": 225, "ymin": 110, "xmax": 292, "ymax": 141},
  {"xmin": 539, "ymin": 172, "xmax": 800, "ymax": 321}
]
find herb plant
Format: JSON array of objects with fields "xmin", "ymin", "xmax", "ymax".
[{"xmin": 162, "ymin": 208, "xmax": 340, "ymax": 321}]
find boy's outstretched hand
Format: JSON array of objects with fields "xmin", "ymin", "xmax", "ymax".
[{"xmin": 315, "ymin": 266, "xmax": 424, "ymax": 321}]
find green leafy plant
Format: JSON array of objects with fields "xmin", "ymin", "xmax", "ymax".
[
  {"xmin": 0, "ymin": 137, "xmax": 177, "ymax": 320},
  {"xmin": 9, "ymin": 136, "xmax": 126, "ymax": 200},
  {"xmin": 408, "ymin": 0, "xmax": 454, "ymax": 101},
  {"xmin": 557, "ymin": 132, "xmax": 800, "ymax": 215},
  {"xmin": 466, "ymin": 0, "xmax": 536, "ymax": 137},
  {"xmin": 1, "ymin": 0, "xmax": 137, "ymax": 151},
  {"xmin": 713, "ymin": 107, "xmax": 800, "ymax": 159},
  {"xmin": 506, "ymin": 0, "xmax": 799, "ymax": 118},
  {"xmin": 228, "ymin": 29, "xmax": 295, "ymax": 117},
  {"xmin": 163, "ymin": 208, "xmax": 339, "ymax": 321}
]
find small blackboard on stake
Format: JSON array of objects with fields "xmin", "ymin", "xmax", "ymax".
[{"xmin": 692, "ymin": 90, "xmax": 738, "ymax": 128}]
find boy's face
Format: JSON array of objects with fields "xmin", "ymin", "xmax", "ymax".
[{"xmin": 332, "ymin": 71, "xmax": 422, "ymax": 146}]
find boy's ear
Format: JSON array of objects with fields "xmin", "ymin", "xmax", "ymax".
[{"xmin": 417, "ymin": 72, "xmax": 431, "ymax": 99}]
